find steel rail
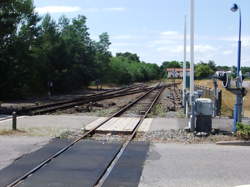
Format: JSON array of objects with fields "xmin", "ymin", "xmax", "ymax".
[
  {"xmin": 21, "ymin": 85, "xmax": 151, "ymax": 115},
  {"xmin": 7, "ymin": 84, "xmax": 161, "ymax": 187},
  {"xmin": 30, "ymin": 83, "xmax": 175, "ymax": 115},
  {"xmin": 30, "ymin": 86, "xmax": 155, "ymax": 115},
  {"xmin": 22, "ymin": 84, "xmax": 146, "ymax": 113},
  {"xmin": 95, "ymin": 85, "xmax": 165, "ymax": 187}
]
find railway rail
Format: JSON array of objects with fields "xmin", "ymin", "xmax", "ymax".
[
  {"xmin": 165, "ymin": 86, "xmax": 182, "ymax": 111},
  {"xmin": 6, "ymin": 82, "xmax": 167, "ymax": 187},
  {"xmin": 12, "ymin": 84, "xmax": 150, "ymax": 115}
]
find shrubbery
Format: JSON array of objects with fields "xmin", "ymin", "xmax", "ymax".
[
  {"xmin": 236, "ymin": 122, "xmax": 250, "ymax": 140},
  {"xmin": 109, "ymin": 55, "xmax": 161, "ymax": 85}
]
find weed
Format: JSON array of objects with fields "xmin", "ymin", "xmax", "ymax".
[
  {"xmin": 236, "ymin": 122, "xmax": 250, "ymax": 140},
  {"xmin": 149, "ymin": 104, "xmax": 166, "ymax": 117}
]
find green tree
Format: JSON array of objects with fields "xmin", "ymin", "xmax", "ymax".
[
  {"xmin": 195, "ymin": 63, "xmax": 214, "ymax": 79},
  {"xmin": 93, "ymin": 32, "xmax": 112, "ymax": 82},
  {"xmin": 0, "ymin": 0, "xmax": 40, "ymax": 98},
  {"xmin": 161, "ymin": 61, "xmax": 181, "ymax": 69},
  {"xmin": 116, "ymin": 52, "xmax": 140, "ymax": 62},
  {"xmin": 208, "ymin": 60, "xmax": 216, "ymax": 72}
]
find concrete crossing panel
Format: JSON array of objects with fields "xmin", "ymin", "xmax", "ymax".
[{"xmin": 85, "ymin": 117, "xmax": 153, "ymax": 133}]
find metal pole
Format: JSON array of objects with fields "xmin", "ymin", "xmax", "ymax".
[
  {"xmin": 190, "ymin": 0, "xmax": 195, "ymax": 101},
  {"xmin": 233, "ymin": 7, "xmax": 242, "ymax": 132},
  {"xmin": 12, "ymin": 112, "xmax": 17, "ymax": 130},
  {"xmin": 213, "ymin": 78, "xmax": 218, "ymax": 117},
  {"xmin": 237, "ymin": 9, "xmax": 242, "ymax": 78},
  {"xmin": 190, "ymin": 0, "xmax": 195, "ymax": 131},
  {"xmin": 183, "ymin": 15, "xmax": 187, "ymax": 107}
]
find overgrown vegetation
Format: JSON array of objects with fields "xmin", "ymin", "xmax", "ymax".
[
  {"xmin": 236, "ymin": 122, "xmax": 250, "ymax": 140},
  {"xmin": 0, "ymin": 0, "xmax": 161, "ymax": 99},
  {"xmin": 149, "ymin": 103, "xmax": 166, "ymax": 117}
]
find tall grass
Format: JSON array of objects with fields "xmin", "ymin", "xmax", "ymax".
[{"xmin": 195, "ymin": 80, "xmax": 250, "ymax": 117}]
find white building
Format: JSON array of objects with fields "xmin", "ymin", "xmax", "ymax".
[{"xmin": 165, "ymin": 68, "xmax": 190, "ymax": 78}]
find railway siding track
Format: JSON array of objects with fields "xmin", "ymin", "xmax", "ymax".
[
  {"xmin": 20, "ymin": 84, "xmax": 153, "ymax": 115},
  {"xmin": 6, "ymin": 83, "xmax": 167, "ymax": 187}
]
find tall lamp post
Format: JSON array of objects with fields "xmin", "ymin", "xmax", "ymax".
[{"xmin": 230, "ymin": 3, "xmax": 243, "ymax": 132}]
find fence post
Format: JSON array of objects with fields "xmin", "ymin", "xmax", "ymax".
[
  {"xmin": 12, "ymin": 112, "xmax": 17, "ymax": 130},
  {"xmin": 217, "ymin": 90, "xmax": 222, "ymax": 116}
]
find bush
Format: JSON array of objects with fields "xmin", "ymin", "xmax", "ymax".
[{"xmin": 236, "ymin": 122, "xmax": 250, "ymax": 140}]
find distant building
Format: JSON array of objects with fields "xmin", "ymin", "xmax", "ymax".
[{"xmin": 165, "ymin": 68, "xmax": 190, "ymax": 78}]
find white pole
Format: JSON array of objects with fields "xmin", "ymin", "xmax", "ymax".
[
  {"xmin": 190, "ymin": 0, "xmax": 194, "ymax": 102},
  {"xmin": 190, "ymin": 0, "xmax": 195, "ymax": 131},
  {"xmin": 183, "ymin": 15, "xmax": 187, "ymax": 104}
]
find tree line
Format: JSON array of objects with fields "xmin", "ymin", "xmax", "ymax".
[
  {"xmin": 0, "ymin": 0, "xmax": 161, "ymax": 99},
  {"xmin": 1, "ymin": 1, "xmax": 249, "ymax": 99}
]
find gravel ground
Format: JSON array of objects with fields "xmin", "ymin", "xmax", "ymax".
[
  {"xmin": 55, "ymin": 92, "xmax": 145, "ymax": 116},
  {"xmin": 149, "ymin": 87, "xmax": 183, "ymax": 118},
  {"xmin": 59, "ymin": 128, "xmax": 239, "ymax": 144},
  {"xmin": 54, "ymin": 85, "xmax": 183, "ymax": 118},
  {"xmin": 136, "ymin": 130, "xmax": 239, "ymax": 144}
]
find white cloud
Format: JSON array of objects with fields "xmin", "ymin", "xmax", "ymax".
[
  {"xmin": 81, "ymin": 7, "xmax": 126, "ymax": 13},
  {"xmin": 219, "ymin": 36, "xmax": 250, "ymax": 46},
  {"xmin": 157, "ymin": 46, "xmax": 183, "ymax": 53},
  {"xmin": 160, "ymin": 31, "xmax": 179, "ymax": 36},
  {"xmin": 196, "ymin": 45, "xmax": 217, "ymax": 53},
  {"xmin": 223, "ymin": 50, "xmax": 233, "ymax": 55},
  {"xmin": 111, "ymin": 42, "xmax": 137, "ymax": 47},
  {"xmin": 35, "ymin": 6, "xmax": 81, "ymax": 14},
  {"xmin": 149, "ymin": 39, "xmax": 179, "ymax": 47},
  {"xmin": 82, "ymin": 8, "xmax": 100, "ymax": 13},
  {"xmin": 112, "ymin": 35, "xmax": 134, "ymax": 40},
  {"xmin": 35, "ymin": 6, "xmax": 126, "ymax": 14},
  {"xmin": 103, "ymin": 7, "xmax": 126, "ymax": 12},
  {"xmin": 157, "ymin": 44, "xmax": 216, "ymax": 53},
  {"xmin": 243, "ymin": 40, "xmax": 250, "ymax": 47},
  {"xmin": 148, "ymin": 31, "xmax": 183, "ymax": 48},
  {"xmin": 243, "ymin": 59, "xmax": 250, "ymax": 64},
  {"xmin": 160, "ymin": 31, "xmax": 184, "ymax": 40}
]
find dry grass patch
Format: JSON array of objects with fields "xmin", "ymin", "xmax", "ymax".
[
  {"xmin": 195, "ymin": 80, "xmax": 250, "ymax": 117},
  {"xmin": 0, "ymin": 129, "xmax": 26, "ymax": 136}
]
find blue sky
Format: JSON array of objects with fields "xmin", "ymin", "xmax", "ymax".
[{"xmin": 34, "ymin": 0, "xmax": 250, "ymax": 66}]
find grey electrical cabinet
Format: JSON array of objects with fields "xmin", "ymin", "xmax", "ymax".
[{"xmin": 195, "ymin": 98, "xmax": 213, "ymax": 132}]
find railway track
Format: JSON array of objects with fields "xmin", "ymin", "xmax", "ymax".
[
  {"xmin": 6, "ymin": 83, "xmax": 166, "ymax": 187},
  {"xmin": 165, "ymin": 86, "xmax": 182, "ymax": 111},
  {"xmin": 18, "ymin": 84, "xmax": 152, "ymax": 115}
]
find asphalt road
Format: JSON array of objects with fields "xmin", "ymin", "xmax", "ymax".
[
  {"xmin": 139, "ymin": 143, "xmax": 250, "ymax": 187},
  {"xmin": 0, "ymin": 139, "xmax": 148, "ymax": 187}
]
